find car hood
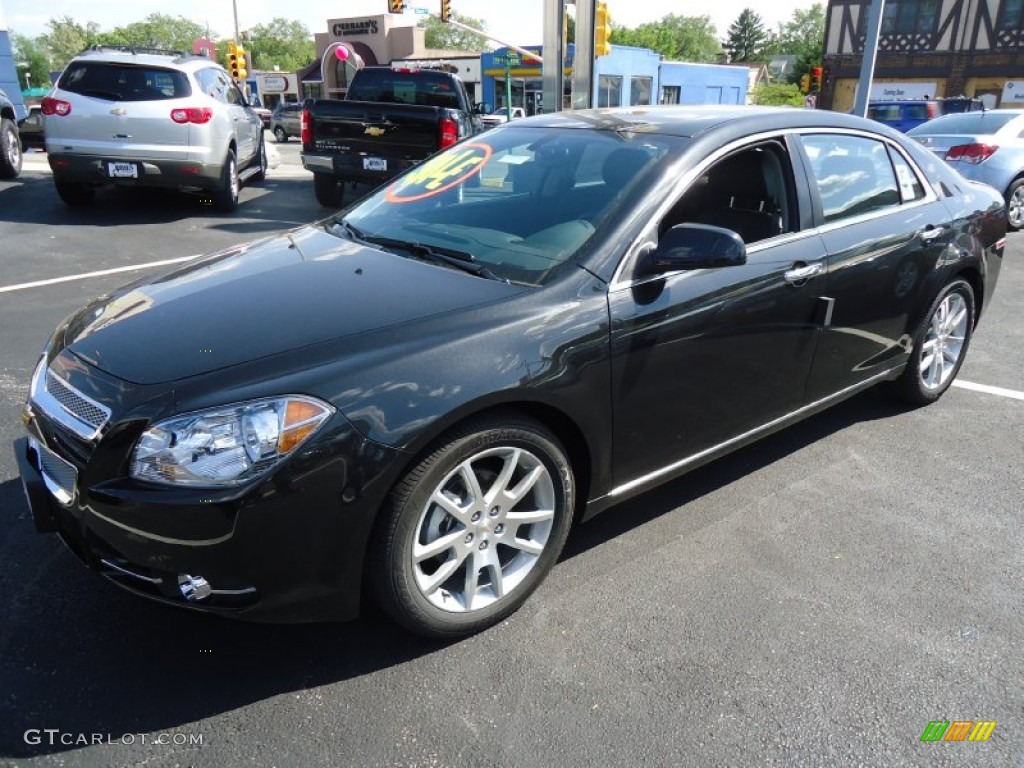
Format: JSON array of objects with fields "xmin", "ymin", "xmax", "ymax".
[{"xmin": 62, "ymin": 224, "xmax": 526, "ymax": 385}]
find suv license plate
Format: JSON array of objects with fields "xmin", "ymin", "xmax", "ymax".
[
  {"xmin": 363, "ymin": 157, "xmax": 387, "ymax": 172},
  {"xmin": 107, "ymin": 162, "xmax": 139, "ymax": 178}
]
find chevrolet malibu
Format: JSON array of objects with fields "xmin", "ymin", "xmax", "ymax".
[{"xmin": 16, "ymin": 106, "xmax": 1006, "ymax": 637}]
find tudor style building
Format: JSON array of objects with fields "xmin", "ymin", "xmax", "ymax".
[{"xmin": 820, "ymin": 0, "xmax": 1024, "ymax": 111}]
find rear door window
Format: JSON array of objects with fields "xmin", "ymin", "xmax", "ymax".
[{"xmin": 59, "ymin": 63, "xmax": 191, "ymax": 102}]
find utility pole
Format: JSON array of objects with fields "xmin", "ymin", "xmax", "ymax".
[
  {"xmin": 853, "ymin": 0, "xmax": 885, "ymax": 116},
  {"xmin": 232, "ymin": 0, "xmax": 240, "ymax": 42}
]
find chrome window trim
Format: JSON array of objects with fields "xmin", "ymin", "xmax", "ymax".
[
  {"xmin": 609, "ymin": 126, "xmax": 939, "ymax": 291},
  {"xmin": 609, "ymin": 365, "xmax": 902, "ymax": 499}
]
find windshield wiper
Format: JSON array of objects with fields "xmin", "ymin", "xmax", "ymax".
[{"xmin": 334, "ymin": 223, "xmax": 503, "ymax": 281}]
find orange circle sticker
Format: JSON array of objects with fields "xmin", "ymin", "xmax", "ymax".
[{"xmin": 385, "ymin": 142, "xmax": 493, "ymax": 203}]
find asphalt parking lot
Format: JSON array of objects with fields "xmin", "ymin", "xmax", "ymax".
[{"xmin": 0, "ymin": 143, "xmax": 1021, "ymax": 767}]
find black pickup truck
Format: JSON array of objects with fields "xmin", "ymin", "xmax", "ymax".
[{"xmin": 301, "ymin": 66, "xmax": 484, "ymax": 207}]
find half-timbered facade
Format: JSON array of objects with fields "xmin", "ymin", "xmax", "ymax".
[{"xmin": 821, "ymin": 0, "xmax": 1024, "ymax": 111}]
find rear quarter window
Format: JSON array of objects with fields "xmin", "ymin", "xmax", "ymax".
[{"xmin": 59, "ymin": 63, "xmax": 191, "ymax": 102}]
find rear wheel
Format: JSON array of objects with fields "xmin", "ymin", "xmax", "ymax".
[
  {"xmin": 313, "ymin": 173, "xmax": 344, "ymax": 208},
  {"xmin": 273, "ymin": 126, "xmax": 288, "ymax": 143},
  {"xmin": 252, "ymin": 137, "xmax": 267, "ymax": 183},
  {"xmin": 212, "ymin": 149, "xmax": 239, "ymax": 212},
  {"xmin": 887, "ymin": 278, "xmax": 975, "ymax": 406},
  {"xmin": 0, "ymin": 118, "xmax": 22, "ymax": 179},
  {"xmin": 54, "ymin": 178, "xmax": 95, "ymax": 205},
  {"xmin": 1006, "ymin": 177, "xmax": 1024, "ymax": 232},
  {"xmin": 369, "ymin": 417, "xmax": 575, "ymax": 638}
]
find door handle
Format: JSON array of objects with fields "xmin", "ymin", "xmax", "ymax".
[
  {"xmin": 920, "ymin": 225, "xmax": 947, "ymax": 242},
  {"xmin": 784, "ymin": 262, "xmax": 824, "ymax": 284}
]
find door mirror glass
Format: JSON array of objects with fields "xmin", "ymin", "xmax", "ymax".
[{"xmin": 645, "ymin": 224, "xmax": 746, "ymax": 273}]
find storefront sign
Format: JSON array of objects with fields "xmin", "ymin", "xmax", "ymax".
[
  {"xmin": 333, "ymin": 20, "xmax": 378, "ymax": 36},
  {"xmin": 262, "ymin": 75, "xmax": 289, "ymax": 93},
  {"xmin": 1002, "ymin": 81, "xmax": 1024, "ymax": 104},
  {"xmin": 869, "ymin": 82, "xmax": 937, "ymax": 100}
]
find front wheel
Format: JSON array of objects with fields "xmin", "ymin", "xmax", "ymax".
[
  {"xmin": 887, "ymin": 278, "xmax": 975, "ymax": 406},
  {"xmin": 313, "ymin": 173, "xmax": 344, "ymax": 208},
  {"xmin": 369, "ymin": 417, "xmax": 575, "ymax": 637},
  {"xmin": 1005, "ymin": 177, "xmax": 1023, "ymax": 232},
  {"xmin": 0, "ymin": 118, "xmax": 22, "ymax": 179}
]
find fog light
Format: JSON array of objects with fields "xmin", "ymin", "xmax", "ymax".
[{"xmin": 178, "ymin": 574, "xmax": 212, "ymax": 602}]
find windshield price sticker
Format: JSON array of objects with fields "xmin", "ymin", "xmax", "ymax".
[{"xmin": 386, "ymin": 143, "xmax": 493, "ymax": 203}]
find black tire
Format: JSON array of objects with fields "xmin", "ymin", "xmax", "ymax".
[
  {"xmin": 1005, "ymin": 177, "xmax": 1023, "ymax": 232},
  {"xmin": 0, "ymin": 118, "xmax": 22, "ymax": 179},
  {"xmin": 886, "ymin": 278, "xmax": 975, "ymax": 406},
  {"xmin": 252, "ymin": 136, "xmax": 267, "ymax": 183},
  {"xmin": 54, "ymin": 178, "xmax": 95, "ymax": 205},
  {"xmin": 273, "ymin": 126, "xmax": 288, "ymax": 143},
  {"xmin": 313, "ymin": 173, "xmax": 344, "ymax": 208},
  {"xmin": 212, "ymin": 149, "xmax": 239, "ymax": 212},
  {"xmin": 369, "ymin": 416, "xmax": 575, "ymax": 638}
]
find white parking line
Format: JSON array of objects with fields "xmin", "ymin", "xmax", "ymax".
[
  {"xmin": 0, "ymin": 256, "xmax": 198, "ymax": 294},
  {"xmin": 953, "ymin": 380, "xmax": 1024, "ymax": 401}
]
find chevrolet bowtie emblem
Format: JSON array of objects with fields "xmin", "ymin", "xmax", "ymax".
[{"xmin": 364, "ymin": 126, "xmax": 386, "ymax": 137}]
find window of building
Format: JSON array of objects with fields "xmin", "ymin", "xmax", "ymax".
[
  {"xmin": 881, "ymin": 0, "xmax": 939, "ymax": 34},
  {"xmin": 997, "ymin": 0, "xmax": 1023, "ymax": 30},
  {"xmin": 630, "ymin": 77, "xmax": 653, "ymax": 106},
  {"xmin": 598, "ymin": 75, "xmax": 622, "ymax": 108},
  {"xmin": 660, "ymin": 86, "xmax": 681, "ymax": 105}
]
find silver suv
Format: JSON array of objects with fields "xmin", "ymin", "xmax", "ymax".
[{"xmin": 43, "ymin": 46, "xmax": 267, "ymax": 211}]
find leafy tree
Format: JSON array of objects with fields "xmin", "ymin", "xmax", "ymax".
[
  {"xmin": 241, "ymin": 19, "xmax": 316, "ymax": 72},
  {"xmin": 751, "ymin": 82, "xmax": 805, "ymax": 106},
  {"xmin": 771, "ymin": 4, "xmax": 826, "ymax": 83},
  {"xmin": 12, "ymin": 34, "xmax": 53, "ymax": 90},
  {"xmin": 419, "ymin": 12, "xmax": 489, "ymax": 51},
  {"xmin": 43, "ymin": 16, "xmax": 102, "ymax": 69},
  {"xmin": 612, "ymin": 14, "xmax": 722, "ymax": 63},
  {"xmin": 723, "ymin": 8, "xmax": 768, "ymax": 63},
  {"xmin": 94, "ymin": 14, "xmax": 209, "ymax": 54}
]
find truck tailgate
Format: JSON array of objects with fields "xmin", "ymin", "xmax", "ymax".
[{"xmin": 308, "ymin": 100, "xmax": 443, "ymax": 156}]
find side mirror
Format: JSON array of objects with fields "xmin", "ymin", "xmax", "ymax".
[{"xmin": 644, "ymin": 224, "xmax": 746, "ymax": 273}]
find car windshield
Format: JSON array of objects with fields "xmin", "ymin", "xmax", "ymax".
[
  {"xmin": 58, "ymin": 62, "xmax": 191, "ymax": 101},
  {"xmin": 336, "ymin": 126, "xmax": 677, "ymax": 286},
  {"xmin": 908, "ymin": 111, "xmax": 1020, "ymax": 135}
]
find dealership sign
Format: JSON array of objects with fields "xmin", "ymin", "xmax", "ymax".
[{"xmin": 1003, "ymin": 81, "xmax": 1024, "ymax": 104}]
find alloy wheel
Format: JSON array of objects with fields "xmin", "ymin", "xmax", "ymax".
[{"xmin": 919, "ymin": 291, "xmax": 968, "ymax": 391}]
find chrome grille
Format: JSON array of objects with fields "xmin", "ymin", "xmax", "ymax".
[
  {"xmin": 46, "ymin": 371, "xmax": 110, "ymax": 431},
  {"xmin": 31, "ymin": 437, "xmax": 78, "ymax": 505}
]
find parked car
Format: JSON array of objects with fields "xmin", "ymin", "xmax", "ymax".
[
  {"xmin": 18, "ymin": 104, "xmax": 45, "ymax": 151},
  {"xmin": 867, "ymin": 97, "xmax": 982, "ymax": 133},
  {"xmin": 16, "ymin": 105, "xmax": 1005, "ymax": 638},
  {"xmin": 481, "ymin": 106, "xmax": 526, "ymax": 129},
  {"xmin": 908, "ymin": 108, "xmax": 1024, "ymax": 230},
  {"xmin": 0, "ymin": 88, "xmax": 22, "ymax": 178},
  {"xmin": 269, "ymin": 101, "xmax": 302, "ymax": 143},
  {"xmin": 42, "ymin": 46, "xmax": 267, "ymax": 211}
]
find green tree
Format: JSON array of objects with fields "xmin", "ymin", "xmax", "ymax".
[
  {"xmin": 612, "ymin": 14, "xmax": 722, "ymax": 63},
  {"xmin": 94, "ymin": 14, "xmax": 209, "ymax": 53},
  {"xmin": 43, "ymin": 16, "xmax": 102, "ymax": 69},
  {"xmin": 242, "ymin": 19, "xmax": 316, "ymax": 72},
  {"xmin": 12, "ymin": 34, "xmax": 52, "ymax": 90},
  {"xmin": 419, "ymin": 12, "xmax": 489, "ymax": 50},
  {"xmin": 771, "ymin": 4, "xmax": 825, "ymax": 83},
  {"xmin": 723, "ymin": 8, "xmax": 768, "ymax": 63},
  {"xmin": 751, "ymin": 82, "xmax": 805, "ymax": 106}
]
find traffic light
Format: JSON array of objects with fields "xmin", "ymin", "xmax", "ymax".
[
  {"xmin": 595, "ymin": 2, "xmax": 611, "ymax": 57},
  {"xmin": 811, "ymin": 66, "xmax": 823, "ymax": 93},
  {"xmin": 800, "ymin": 74, "xmax": 811, "ymax": 94},
  {"xmin": 388, "ymin": 0, "xmax": 403, "ymax": 13},
  {"xmin": 227, "ymin": 43, "xmax": 247, "ymax": 81},
  {"xmin": 440, "ymin": 0, "xmax": 451, "ymax": 22}
]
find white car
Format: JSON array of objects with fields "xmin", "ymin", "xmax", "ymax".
[
  {"xmin": 481, "ymin": 106, "xmax": 526, "ymax": 129},
  {"xmin": 42, "ymin": 46, "xmax": 267, "ymax": 211}
]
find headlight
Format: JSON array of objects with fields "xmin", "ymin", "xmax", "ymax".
[{"xmin": 130, "ymin": 396, "xmax": 334, "ymax": 487}]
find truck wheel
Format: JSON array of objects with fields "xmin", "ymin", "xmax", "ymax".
[
  {"xmin": 314, "ymin": 174, "xmax": 344, "ymax": 208},
  {"xmin": 0, "ymin": 118, "xmax": 22, "ymax": 179}
]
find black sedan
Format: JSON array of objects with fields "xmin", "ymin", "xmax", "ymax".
[{"xmin": 15, "ymin": 106, "xmax": 1006, "ymax": 637}]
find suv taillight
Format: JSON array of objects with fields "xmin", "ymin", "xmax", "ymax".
[
  {"xmin": 170, "ymin": 107, "xmax": 213, "ymax": 124},
  {"xmin": 301, "ymin": 108, "xmax": 311, "ymax": 144},
  {"xmin": 439, "ymin": 117, "xmax": 458, "ymax": 149},
  {"xmin": 945, "ymin": 143, "xmax": 998, "ymax": 164},
  {"xmin": 41, "ymin": 97, "xmax": 72, "ymax": 117}
]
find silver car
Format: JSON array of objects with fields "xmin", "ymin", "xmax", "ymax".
[
  {"xmin": 908, "ymin": 109, "xmax": 1024, "ymax": 230},
  {"xmin": 42, "ymin": 47, "xmax": 267, "ymax": 212}
]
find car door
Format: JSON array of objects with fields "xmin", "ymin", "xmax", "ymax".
[
  {"xmin": 220, "ymin": 72, "xmax": 258, "ymax": 163},
  {"xmin": 608, "ymin": 138, "xmax": 828, "ymax": 487},
  {"xmin": 797, "ymin": 132, "xmax": 956, "ymax": 402}
]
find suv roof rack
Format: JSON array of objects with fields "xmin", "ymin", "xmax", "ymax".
[{"xmin": 80, "ymin": 44, "xmax": 189, "ymax": 58}]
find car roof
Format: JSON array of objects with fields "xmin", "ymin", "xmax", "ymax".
[
  {"xmin": 522, "ymin": 104, "xmax": 894, "ymax": 139},
  {"xmin": 68, "ymin": 48, "xmax": 219, "ymax": 72}
]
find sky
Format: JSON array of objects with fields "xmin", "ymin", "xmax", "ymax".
[{"xmin": 2, "ymin": 0, "xmax": 818, "ymax": 46}]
